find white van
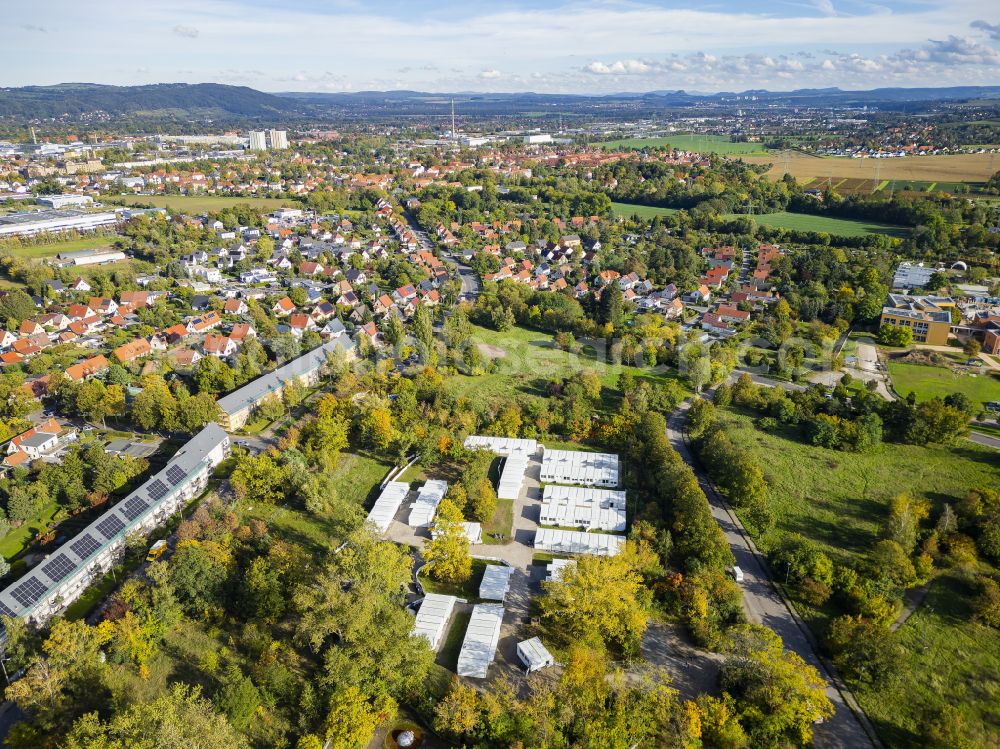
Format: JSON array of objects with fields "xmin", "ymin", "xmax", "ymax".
[{"xmin": 731, "ymin": 565, "xmax": 745, "ymax": 583}]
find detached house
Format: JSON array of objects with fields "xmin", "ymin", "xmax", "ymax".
[
  {"xmin": 273, "ymin": 297, "xmax": 296, "ymax": 316},
  {"xmin": 112, "ymin": 338, "xmax": 152, "ymax": 364}
]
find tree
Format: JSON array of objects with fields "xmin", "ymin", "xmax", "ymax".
[
  {"xmin": 62, "ymin": 683, "xmax": 249, "ymax": 749},
  {"xmin": 721, "ymin": 625, "xmax": 834, "ymax": 747},
  {"xmin": 963, "ymin": 338, "xmax": 981, "ymax": 358},
  {"xmin": 425, "ymin": 499, "xmax": 472, "ymax": 585},
  {"xmin": 230, "ymin": 452, "xmax": 287, "ymax": 504},
  {"xmin": 361, "ymin": 406, "xmax": 396, "ymax": 452},
  {"xmin": 216, "ymin": 665, "xmax": 262, "ymax": 732},
  {"xmin": 194, "ymin": 356, "xmax": 236, "ymax": 394},
  {"xmin": 168, "ymin": 541, "xmax": 230, "ymax": 615},
  {"xmin": 539, "ymin": 542, "xmax": 649, "ymax": 654},
  {"xmin": 468, "ymin": 479, "xmax": 497, "ymax": 524},
  {"xmin": 600, "ymin": 281, "xmax": 625, "ymax": 329},
  {"xmin": 324, "ymin": 686, "xmax": 394, "ymax": 749},
  {"xmin": 0, "ymin": 290, "xmax": 37, "ymax": 327}
]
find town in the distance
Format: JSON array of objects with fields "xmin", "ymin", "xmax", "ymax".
[{"xmin": 1, "ymin": 8, "xmax": 1000, "ymax": 749}]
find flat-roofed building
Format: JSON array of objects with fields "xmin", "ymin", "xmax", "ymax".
[
  {"xmin": 479, "ymin": 564, "xmax": 514, "ymax": 602},
  {"xmin": 540, "ymin": 449, "xmax": 620, "ymax": 488},
  {"xmin": 879, "ymin": 293, "xmax": 954, "ymax": 345},
  {"xmin": 456, "ymin": 603, "xmax": 504, "ymax": 679},
  {"xmin": 412, "ymin": 593, "xmax": 457, "ymax": 651},
  {"xmin": 408, "ymin": 479, "xmax": 448, "ymax": 527},
  {"xmin": 533, "ymin": 528, "xmax": 624, "ymax": 557},
  {"xmin": 540, "ymin": 485, "xmax": 626, "ymax": 532},
  {"xmin": 0, "ymin": 423, "xmax": 229, "ymax": 626},
  {"xmin": 365, "ymin": 482, "xmax": 410, "ymax": 535},
  {"xmin": 0, "ymin": 209, "xmax": 119, "ymax": 238}
]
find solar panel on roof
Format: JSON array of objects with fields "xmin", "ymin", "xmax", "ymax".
[
  {"xmin": 121, "ymin": 497, "xmax": 147, "ymax": 521},
  {"xmin": 10, "ymin": 577, "xmax": 47, "ymax": 607},
  {"xmin": 96, "ymin": 514, "xmax": 126, "ymax": 540},
  {"xmin": 166, "ymin": 465, "xmax": 185, "ymax": 485},
  {"xmin": 0, "ymin": 601, "xmax": 17, "ymax": 618},
  {"xmin": 147, "ymin": 480, "xmax": 168, "ymax": 501},
  {"xmin": 41, "ymin": 554, "xmax": 75, "ymax": 583},
  {"xmin": 70, "ymin": 534, "xmax": 101, "ymax": 560}
]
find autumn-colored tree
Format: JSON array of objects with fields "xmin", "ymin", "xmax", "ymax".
[
  {"xmin": 325, "ymin": 686, "xmax": 395, "ymax": 749},
  {"xmin": 425, "ymin": 498, "xmax": 472, "ymax": 585}
]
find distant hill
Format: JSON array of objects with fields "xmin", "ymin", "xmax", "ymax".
[{"xmin": 0, "ymin": 83, "xmax": 301, "ymax": 119}]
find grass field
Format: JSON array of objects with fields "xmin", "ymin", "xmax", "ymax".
[
  {"xmin": 724, "ymin": 210, "xmax": 910, "ymax": 238},
  {"xmin": 446, "ymin": 324, "xmax": 687, "ymax": 405},
  {"xmin": 107, "ymin": 194, "xmax": 297, "ymax": 214},
  {"xmin": 712, "ymin": 409, "xmax": 1000, "ymax": 746},
  {"xmin": 714, "ymin": 409, "xmax": 998, "ymax": 564},
  {"xmin": 887, "ymin": 361, "xmax": 1000, "ymax": 409},
  {"xmin": 610, "ymin": 201, "xmax": 908, "ymax": 237},
  {"xmin": 599, "ymin": 134, "xmax": 769, "ymax": 155},
  {"xmin": 610, "ymin": 202, "xmax": 679, "ymax": 219},
  {"xmin": 0, "ymin": 235, "xmax": 115, "ymax": 259},
  {"xmin": 745, "ymin": 151, "xmax": 999, "ymax": 184},
  {"xmin": 334, "ymin": 451, "xmax": 394, "ymax": 508}
]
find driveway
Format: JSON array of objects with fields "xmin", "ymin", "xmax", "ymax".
[{"xmin": 667, "ymin": 401, "xmax": 879, "ymax": 749}]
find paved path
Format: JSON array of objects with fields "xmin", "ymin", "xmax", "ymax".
[{"xmin": 667, "ymin": 401, "xmax": 879, "ymax": 749}]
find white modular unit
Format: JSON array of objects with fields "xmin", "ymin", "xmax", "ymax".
[
  {"xmin": 517, "ymin": 636, "xmax": 555, "ymax": 672},
  {"xmin": 479, "ymin": 564, "xmax": 514, "ymax": 602},
  {"xmin": 412, "ymin": 593, "xmax": 457, "ymax": 651},
  {"xmin": 546, "ymin": 558, "xmax": 577, "ymax": 581},
  {"xmin": 539, "ymin": 449, "xmax": 619, "ymax": 487},
  {"xmin": 533, "ymin": 528, "xmax": 624, "ymax": 557},
  {"xmin": 456, "ymin": 603, "xmax": 505, "ymax": 679},
  {"xmin": 365, "ymin": 482, "xmax": 410, "ymax": 534},
  {"xmin": 408, "ymin": 479, "xmax": 449, "ymax": 527},
  {"xmin": 463, "ymin": 435, "xmax": 538, "ymax": 456},
  {"xmin": 539, "ymin": 485, "xmax": 627, "ymax": 532},
  {"xmin": 497, "ymin": 453, "xmax": 529, "ymax": 500}
]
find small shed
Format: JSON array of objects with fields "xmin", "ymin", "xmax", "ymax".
[{"xmin": 517, "ymin": 637, "xmax": 555, "ymax": 673}]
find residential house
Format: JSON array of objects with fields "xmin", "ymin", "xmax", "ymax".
[
  {"xmin": 272, "ymin": 296, "xmax": 296, "ymax": 316},
  {"xmin": 112, "ymin": 338, "xmax": 152, "ymax": 364}
]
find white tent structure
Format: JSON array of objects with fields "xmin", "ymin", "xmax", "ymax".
[
  {"xmin": 479, "ymin": 564, "xmax": 514, "ymax": 602},
  {"xmin": 517, "ymin": 637, "xmax": 555, "ymax": 673},
  {"xmin": 365, "ymin": 482, "xmax": 409, "ymax": 534},
  {"xmin": 412, "ymin": 593, "xmax": 457, "ymax": 651},
  {"xmin": 547, "ymin": 558, "xmax": 577, "ymax": 581},
  {"xmin": 407, "ymin": 479, "xmax": 449, "ymax": 527},
  {"xmin": 540, "ymin": 449, "xmax": 619, "ymax": 487},
  {"xmin": 456, "ymin": 603, "xmax": 504, "ymax": 678},
  {"xmin": 540, "ymin": 485, "xmax": 626, "ymax": 532},
  {"xmin": 533, "ymin": 528, "xmax": 624, "ymax": 557}
]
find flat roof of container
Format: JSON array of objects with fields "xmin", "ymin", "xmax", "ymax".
[
  {"xmin": 412, "ymin": 593, "xmax": 457, "ymax": 651},
  {"xmin": 479, "ymin": 564, "xmax": 514, "ymax": 602},
  {"xmin": 456, "ymin": 603, "xmax": 504, "ymax": 678}
]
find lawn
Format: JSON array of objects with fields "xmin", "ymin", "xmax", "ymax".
[
  {"xmin": 745, "ymin": 151, "xmax": 998, "ymax": 184},
  {"xmin": 609, "ymin": 202, "xmax": 908, "ymax": 237},
  {"xmin": 599, "ymin": 134, "xmax": 769, "ymax": 155},
  {"xmin": 856, "ymin": 570, "xmax": 1000, "ymax": 748},
  {"xmin": 723, "ymin": 210, "xmax": 910, "ymax": 238},
  {"xmin": 333, "ymin": 451, "xmax": 394, "ymax": 508},
  {"xmin": 711, "ymin": 409, "xmax": 1000, "ymax": 747},
  {"xmin": 0, "ymin": 500, "xmax": 61, "ymax": 561},
  {"xmin": 107, "ymin": 194, "xmax": 297, "ymax": 214},
  {"xmin": 421, "ymin": 558, "xmax": 490, "ymax": 601},
  {"xmin": 446, "ymin": 324, "xmax": 687, "ymax": 406},
  {"xmin": 437, "ymin": 609, "xmax": 471, "ymax": 671},
  {"xmin": 887, "ymin": 361, "xmax": 1000, "ymax": 409},
  {"xmin": 482, "ymin": 499, "xmax": 514, "ymax": 544},
  {"xmin": 0, "ymin": 235, "xmax": 115, "ymax": 259},
  {"xmin": 611, "ymin": 202, "xmax": 679, "ymax": 219},
  {"xmin": 714, "ymin": 409, "xmax": 998, "ymax": 566}
]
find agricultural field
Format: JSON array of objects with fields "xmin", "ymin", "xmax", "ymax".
[
  {"xmin": 887, "ymin": 360, "xmax": 1000, "ymax": 409},
  {"xmin": 744, "ymin": 151, "xmax": 999, "ymax": 184},
  {"xmin": 599, "ymin": 134, "xmax": 769, "ymax": 155},
  {"xmin": 712, "ymin": 408, "xmax": 999, "ymax": 747},
  {"xmin": 106, "ymin": 194, "xmax": 298, "ymax": 213}
]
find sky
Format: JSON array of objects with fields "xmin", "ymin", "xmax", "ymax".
[{"xmin": 6, "ymin": 0, "xmax": 1000, "ymax": 94}]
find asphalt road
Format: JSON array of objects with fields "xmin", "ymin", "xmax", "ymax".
[{"xmin": 666, "ymin": 400, "xmax": 878, "ymax": 749}]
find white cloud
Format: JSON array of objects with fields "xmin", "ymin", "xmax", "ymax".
[
  {"xmin": 585, "ymin": 59, "xmax": 654, "ymax": 75},
  {"xmin": 172, "ymin": 24, "xmax": 199, "ymax": 38},
  {"xmin": 478, "ymin": 69, "xmax": 502, "ymax": 79}
]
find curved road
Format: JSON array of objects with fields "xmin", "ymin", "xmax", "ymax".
[{"xmin": 667, "ymin": 400, "xmax": 879, "ymax": 749}]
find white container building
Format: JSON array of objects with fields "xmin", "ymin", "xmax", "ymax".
[
  {"xmin": 456, "ymin": 603, "xmax": 505, "ymax": 679},
  {"xmin": 533, "ymin": 528, "xmax": 624, "ymax": 557},
  {"xmin": 517, "ymin": 637, "xmax": 555, "ymax": 672},
  {"xmin": 540, "ymin": 449, "xmax": 619, "ymax": 487},
  {"xmin": 478, "ymin": 564, "xmax": 514, "ymax": 602},
  {"xmin": 412, "ymin": 593, "xmax": 457, "ymax": 651},
  {"xmin": 408, "ymin": 479, "xmax": 448, "ymax": 527},
  {"xmin": 365, "ymin": 482, "xmax": 410, "ymax": 534}
]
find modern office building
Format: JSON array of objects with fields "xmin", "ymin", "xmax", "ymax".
[
  {"xmin": 879, "ymin": 294, "xmax": 955, "ymax": 345},
  {"xmin": 0, "ymin": 424, "xmax": 230, "ymax": 626},
  {"xmin": 248, "ymin": 131, "xmax": 267, "ymax": 152}
]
